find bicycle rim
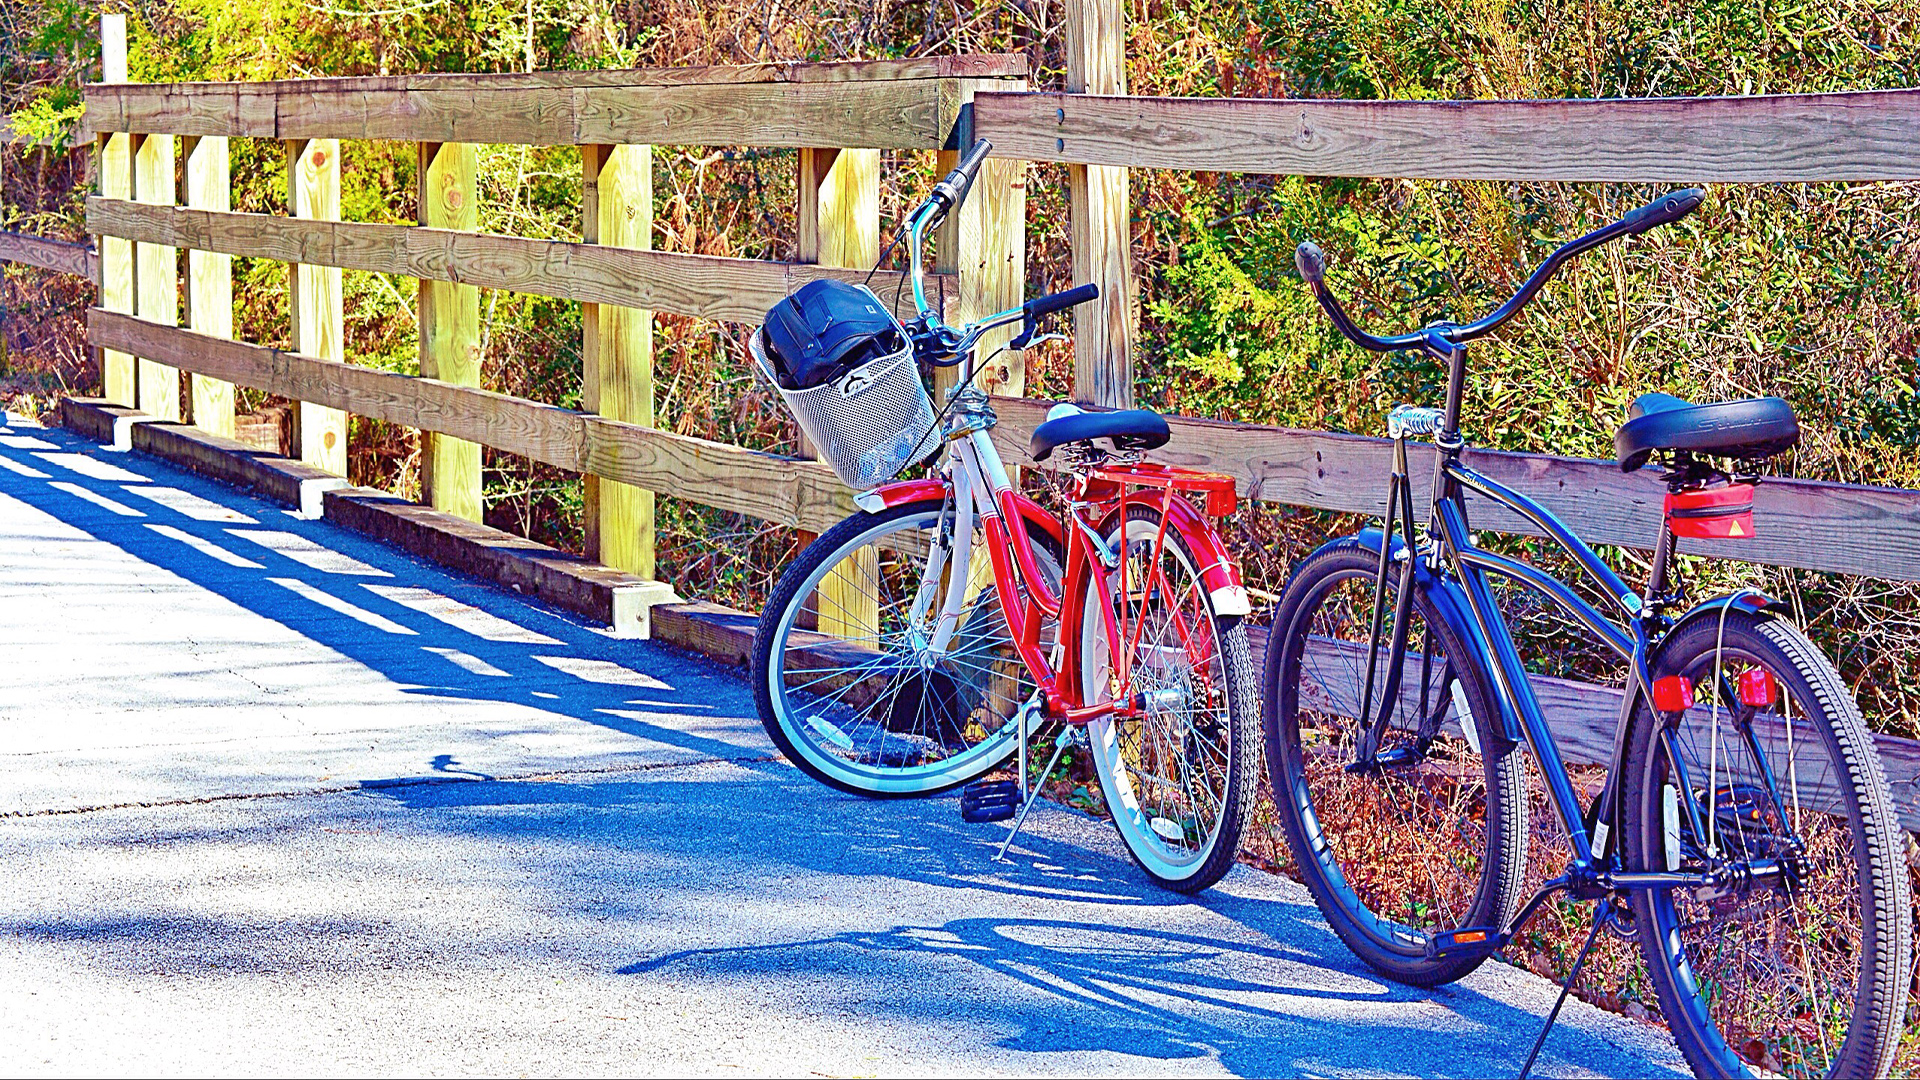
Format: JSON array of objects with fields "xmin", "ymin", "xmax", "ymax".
[
  {"xmin": 760, "ymin": 503, "xmax": 1059, "ymax": 795},
  {"xmin": 1080, "ymin": 507, "xmax": 1248, "ymax": 886},
  {"xmin": 1267, "ymin": 544, "xmax": 1524, "ymax": 978},
  {"xmin": 1627, "ymin": 614, "xmax": 1911, "ymax": 1078}
]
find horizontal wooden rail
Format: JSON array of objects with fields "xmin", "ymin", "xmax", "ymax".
[
  {"xmin": 88, "ymin": 309, "xmax": 855, "ymax": 532},
  {"xmin": 0, "ymin": 232, "xmax": 96, "ymax": 280},
  {"xmin": 87, "ymin": 198, "xmax": 953, "ymax": 322},
  {"xmin": 974, "ymin": 89, "xmax": 1920, "ymax": 181},
  {"xmin": 82, "ymin": 64, "xmax": 1017, "ymax": 147},
  {"xmin": 1290, "ymin": 630, "xmax": 1920, "ymax": 831},
  {"xmin": 987, "ymin": 398, "xmax": 1920, "ymax": 582}
]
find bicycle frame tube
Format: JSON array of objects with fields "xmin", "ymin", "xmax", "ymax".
[{"xmin": 1423, "ymin": 459, "xmax": 1656, "ymax": 867}]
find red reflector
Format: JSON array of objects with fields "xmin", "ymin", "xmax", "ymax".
[
  {"xmin": 1666, "ymin": 483, "xmax": 1756, "ymax": 540},
  {"xmin": 1737, "ymin": 668, "xmax": 1778, "ymax": 708},
  {"xmin": 1652, "ymin": 675, "xmax": 1695, "ymax": 712}
]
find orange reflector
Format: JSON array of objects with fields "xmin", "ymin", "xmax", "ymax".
[
  {"xmin": 1737, "ymin": 668, "xmax": 1778, "ymax": 708},
  {"xmin": 1652, "ymin": 675, "xmax": 1695, "ymax": 712},
  {"xmin": 1456, "ymin": 930, "xmax": 1487, "ymax": 944}
]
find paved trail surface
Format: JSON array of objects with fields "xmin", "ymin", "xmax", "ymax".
[{"xmin": 0, "ymin": 415, "xmax": 1688, "ymax": 1077}]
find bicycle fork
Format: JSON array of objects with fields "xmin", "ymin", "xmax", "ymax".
[{"xmin": 1353, "ymin": 429, "xmax": 1426, "ymax": 769}]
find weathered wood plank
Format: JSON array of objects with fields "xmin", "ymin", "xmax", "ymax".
[
  {"xmin": 573, "ymin": 81, "xmax": 954, "ymax": 149},
  {"xmin": 987, "ymin": 397, "xmax": 1920, "ymax": 582},
  {"xmin": 185, "ymin": 135, "xmax": 234, "ymax": 438},
  {"xmin": 86, "ymin": 198, "xmax": 957, "ymax": 321},
  {"xmin": 82, "ymin": 54, "xmax": 1025, "ymax": 111},
  {"xmin": 798, "ymin": 145, "xmax": 882, "ymax": 640},
  {"xmin": 84, "ymin": 76, "xmax": 974, "ymax": 149},
  {"xmin": 87, "ymin": 310, "xmax": 856, "ymax": 535},
  {"xmin": 1063, "ymin": 0, "xmax": 1134, "ymax": 407},
  {"xmin": 417, "ymin": 142, "xmax": 482, "ymax": 522},
  {"xmin": 96, "ymin": 14, "xmax": 134, "ymax": 408},
  {"xmin": 288, "ymin": 138, "xmax": 347, "ymax": 476},
  {"xmin": 974, "ymin": 89, "xmax": 1920, "ymax": 181},
  {"xmin": 0, "ymin": 232, "xmax": 95, "ymax": 279},
  {"xmin": 133, "ymin": 133, "xmax": 180, "ymax": 421},
  {"xmin": 1283, "ymin": 630, "xmax": 1920, "ymax": 833},
  {"xmin": 581, "ymin": 143, "xmax": 656, "ymax": 578}
]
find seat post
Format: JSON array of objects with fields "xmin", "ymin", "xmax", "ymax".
[{"xmin": 1438, "ymin": 339, "xmax": 1468, "ymax": 437}]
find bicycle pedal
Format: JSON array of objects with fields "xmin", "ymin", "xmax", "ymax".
[
  {"xmin": 960, "ymin": 778, "xmax": 1020, "ymax": 823},
  {"xmin": 1424, "ymin": 926, "xmax": 1503, "ymax": 961}
]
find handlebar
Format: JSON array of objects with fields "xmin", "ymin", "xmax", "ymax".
[
  {"xmin": 1298, "ymin": 187, "xmax": 1706, "ymax": 353},
  {"xmin": 925, "ymin": 140, "xmax": 995, "ymax": 230},
  {"xmin": 1010, "ymin": 283, "xmax": 1099, "ymax": 348}
]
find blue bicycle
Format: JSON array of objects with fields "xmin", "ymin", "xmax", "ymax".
[{"xmin": 1266, "ymin": 190, "xmax": 1911, "ymax": 1078}]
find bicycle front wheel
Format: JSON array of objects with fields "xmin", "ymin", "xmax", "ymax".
[
  {"xmin": 752, "ymin": 498, "xmax": 1062, "ymax": 797},
  {"xmin": 1623, "ymin": 609, "xmax": 1912, "ymax": 1079},
  {"xmin": 1078, "ymin": 505, "xmax": 1258, "ymax": 893},
  {"xmin": 1262, "ymin": 537, "xmax": 1527, "ymax": 986}
]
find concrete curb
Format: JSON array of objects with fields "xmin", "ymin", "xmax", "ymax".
[{"xmin": 52, "ymin": 398, "xmax": 688, "ymax": 640}]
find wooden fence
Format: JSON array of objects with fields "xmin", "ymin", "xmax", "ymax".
[{"xmin": 3, "ymin": 13, "xmax": 1919, "ymax": 822}]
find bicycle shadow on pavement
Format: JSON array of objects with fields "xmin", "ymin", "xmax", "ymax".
[{"xmin": 365, "ymin": 766, "xmax": 1685, "ymax": 1079}]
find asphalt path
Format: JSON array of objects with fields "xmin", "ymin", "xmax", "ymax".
[{"xmin": 0, "ymin": 414, "xmax": 1689, "ymax": 1077}]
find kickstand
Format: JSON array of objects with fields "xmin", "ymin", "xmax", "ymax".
[
  {"xmin": 995, "ymin": 725, "xmax": 1075, "ymax": 862},
  {"xmin": 1518, "ymin": 900, "xmax": 1611, "ymax": 1080}
]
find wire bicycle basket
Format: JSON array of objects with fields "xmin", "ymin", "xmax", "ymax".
[{"xmin": 750, "ymin": 280, "xmax": 941, "ymax": 489}]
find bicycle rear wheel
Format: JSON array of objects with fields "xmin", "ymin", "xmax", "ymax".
[
  {"xmin": 752, "ymin": 498, "xmax": 1062, "ymax": 797},
  {"xmin": 1623, "ymin": 610, "xmax": 1912, "ymax": 1079},
  {"xmin": 1078, "ymin": 504, "xmax": 1258, "ymax": 893},
  {"xmin": 1262, "ymin": 537, "xmax": 1527, "ymax": 985}
]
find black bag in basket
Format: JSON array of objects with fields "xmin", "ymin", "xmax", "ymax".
[{"xmin": 761, "ymin": 279, "xmax": 907, "ymax": 390}]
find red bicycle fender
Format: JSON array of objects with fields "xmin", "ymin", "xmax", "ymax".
[
  {"xmin": 850, "ymin": 479, "xmax": 1065, "ymax": 548},
  {"xmin": 1099, "ymin": 497, "xmax": 1249, "ymax": 617}
]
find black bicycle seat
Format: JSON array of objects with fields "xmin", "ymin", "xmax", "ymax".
[
  {"xmin": 1614, "ymin": 392, "xmax": 1799, "ymax": 472},
  {"xmin": 1029, "ymin": 407, "xmax": 1170, "ymax": 462}
]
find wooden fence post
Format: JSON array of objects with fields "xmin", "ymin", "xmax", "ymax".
[
  {"xmin": 184, "ymin": 135, "xmax": 233, "ymax": 437},
  {"xmin": 1065, "ymin": 0, "xmax": 1134, "ymax": 408},
  {"xmin": 798, "ymin": 147, "xmax": 880, "ymax": 640},
  {"xmin": 133, "ymin": 130, "xmax": 178, "ymax": 420},
  {"xmin": 933, "ymin": 83, "xmax": 1029, "ymax": 655},
  {"xmin": 288, "ymin": 138, "xmax": 346, "ymax": 475},
  {"xmin": 418, "ymin": 142, "xmax": 482, "ymax": 521},
  {"xmin": 581, "ymin": 144, "xmax": 655, "ymax": 577},
  {"xmin": 935, "ymin": 82, "xmax": 1028, "ymax": 399},
  {"xmin": 96, "ymin": 15, "xmax": 134, "ymax": 408}
]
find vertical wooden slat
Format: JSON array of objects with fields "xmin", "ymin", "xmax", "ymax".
[
  {"xmin": 133, "ymin": 131, "xmax": 179, "ymax": 420},
  {"xmin": 417, "ymin": 142, "xmax": 482, "ymax": 521},
  {"xmin": 935, "ymin": 82, "xmax": 1029, "ymax": 398},
  {"xmin": 799, "ymin": 146, "xmax": 882, "ymax": 640},
  {"xmin": 96, "ymin": 15, "xmax": 133, "ymax": 408},
  {"xmin": 581, "ymin": 144, "xmax": 655, "ymax": 577},
  {"xmin": 1066, "ymin": 0, "xmax": 1134, "ymax": 408},
  {"xmin": 288, "ymin": 138, "xmax": 346, "ymax": 475},
  {"xmin": 185, "ymin": 135, "xmax": 234, "ymax": 437}
]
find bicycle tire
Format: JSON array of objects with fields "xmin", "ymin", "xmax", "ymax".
[
  {"xmin": 752, "ymin": 498, "xmax": 1063, "ymax": 797},
  {"xmin": 1622, "ymin": 610, "xmax": 1912, "ymax": 1078},
  {"xmin": 1078, "ymin": 504, "xmax": 1259, "ymax": 893},
  {"xmin": 1263, "ymin": 537, "xmax": 1528, "ymax": 985}
]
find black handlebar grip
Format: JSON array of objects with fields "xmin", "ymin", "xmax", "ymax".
[
  {"xmin": 930, "ymin": 140, "xmax": 995, "ymax": 217},
  {"xmin": 1028, "ymin": 282, "xmax": 1100, "ymax": 319},
  {"xmin": 1295, "ymin": 241, "xmax": 1326, "ymax": 284},
  {"xmin": 1619, "ymin": 187, "xmax": 1706, "ymax": 235}
]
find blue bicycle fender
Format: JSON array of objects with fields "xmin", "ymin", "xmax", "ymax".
[{"xmin": 1662, "ymin": 589, "xmax": 1792, "ymax": 654}]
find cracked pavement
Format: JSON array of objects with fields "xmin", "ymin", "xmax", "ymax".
[{"xmin": 0, "ymin": 414, "xmax": 1689, "ymax": 1077}]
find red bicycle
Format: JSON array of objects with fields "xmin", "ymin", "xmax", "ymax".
[{"xmin": 748, "ymin": 142, "xmax": 1258, "ymax": 891}]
